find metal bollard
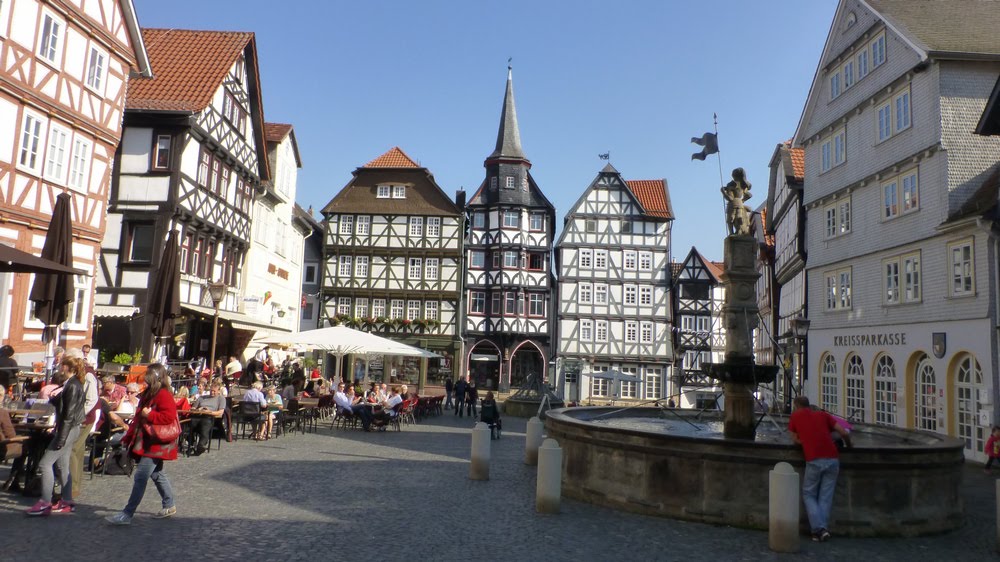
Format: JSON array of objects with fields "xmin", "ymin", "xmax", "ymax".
[
  {"xmin": 469, "ymin": 422, "xmax": 490, "ymax": 481},
  {"xmin": 769, "ymin": 461, "xmax": 800, "ymax": 553},
  {"xmin": 536, "ymin": 438, "xmax": 562, "ymax": 513},
  {"xmin": 525, "ymin": 416, "xmax": 544, "ymax": 465}
]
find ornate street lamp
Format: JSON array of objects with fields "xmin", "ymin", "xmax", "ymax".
[
  {"xmin": 207, "ymin": 282, "xmax": 227, "ymax": 370},
  {"xmin": 789, "ymin": 315, "xmax": 811, "ymax": 403}
]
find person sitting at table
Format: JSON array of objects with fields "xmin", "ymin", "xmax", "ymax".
[
  {"xmin": 90, "ymin": 397, "xmax": 132, "ymax": 472},
  {"xmin": 263, "ymin": 386, "xmax": 283, "ymax": 437},
  {"xmin": 117, "ymin": 383, "xmax": 140, "ymax": 414},
  {"xmin": 37, "ymin": 370, "xmax": 68, "ymax": 401},
  {"xmin": 399, "ymin": 384, "xmax": 409, "ymax": 400},
  {"xmin": 174, "ymin": 387, "xmax": 191, "ymax": 412},
  {"xmin": 212, "ymin": 377, "xmax": 229, "ymax": 398},
  {"xmin": 189, "ymin": 381, "xmax": 225, "ymax": 456},
  {"xmin": 313, "ymin": 378, "xmax": 331, "ymax": 397},
  {"xmin": 282, "ymin": 377, "xmax": 303, "ymax": 403},
  {"xmin": 0, "ymin": 406, "xmax": 23, "ymax": 463},
  {"xmin": 100, "ymin": 375, "xmax": 127, "ymax": 410},
  {"xmin": 334, "ymin": 382, "xmax": 372, "ymax": 431},
  {"xmin": 0, "ymin": 344, "xmax": 18, "ymax": 393},
  {"xmin": 373, "ymin": 387, "xmax": 403, "ymax": 430},
  {"xmin": 243, "ymin": 381, "xmax": 267, "ymax": 408}
]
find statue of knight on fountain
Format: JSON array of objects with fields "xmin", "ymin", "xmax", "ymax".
[{"xmin": 721, "ymin": 167, "xmax": 753, "ymax": 237}]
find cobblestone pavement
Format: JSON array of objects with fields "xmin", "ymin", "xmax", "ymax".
[{"xmin": 0, "ymin": 414, "xmax": 994, "ymax": 561}]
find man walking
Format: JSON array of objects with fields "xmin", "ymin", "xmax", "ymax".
[
  {"xmin": 454, "ymin": 377, "xmax": 467, "ymax": 417},
  {"xmin": 788, "ymin": 396, "xmax": 852, "ymax": 542}
]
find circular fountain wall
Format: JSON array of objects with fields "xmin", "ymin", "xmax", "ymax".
[{"xmin": 545, "ymin": 406, "xmax": 965, "ymax": 537}]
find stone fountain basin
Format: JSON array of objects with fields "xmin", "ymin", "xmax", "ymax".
[{"xmin": 544, "ymin": 406, "xmax": 965, "ymax": 537}]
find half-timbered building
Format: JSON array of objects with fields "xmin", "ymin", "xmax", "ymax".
[
  {"xmin": 464, "ymin": 68, "xmax": 556, "ymax": 393},
  {"xmin": 95, "ymin": 29, "xmax": 269, "ymax": 363},
  {"xmin": 0, "ymin": 0, "xmax": 149, "ymax": 360},
  {"xmin": 243, "ymin": 122, "xmax": 304, "ymax": 352},
  {"xmin": 554, "ymin": 164, "xmax": 674, "ymax": 404},
  {"xmin": 321, "ymin": 147, "xmax": 464, "ymax": 390},
  {"xmin": 671, "ymin": 248, "xmax": 726, "ymax": 408}
]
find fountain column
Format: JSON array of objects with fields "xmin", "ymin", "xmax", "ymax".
[{"xmin": 720, "ymin": 235, "xmax": 761, "ymax": 440}]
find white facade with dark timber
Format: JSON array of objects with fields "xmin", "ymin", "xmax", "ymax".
[
  {"xmin": 555, "ymin": 164, "xmax": 674, "ymax": 404},
  {"xmin": 96, "ymin": 29, "xmax": 270, "ymax": 363},
  {"xmin": 0, "ymin": 0, "xmax": 149, "ymax": 360},
  {"xmin": 794, "ymin": 0, "xmax": 1000, "ymax": 461},
  {"xmin": 321, "ymin": 147, "xmax": 464, "ymax": 389},
  {"xmin": 464, "ymin": 67, "xmax": 555, "ymax": 393},
  {"xmin": 671, "ymin": 248, "xmax": 726, "ymax": 409}
]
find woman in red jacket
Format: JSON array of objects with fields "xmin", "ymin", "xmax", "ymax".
[{"xmin": 106, "ymin": 363, "xmax": 178, "ymax": 525}]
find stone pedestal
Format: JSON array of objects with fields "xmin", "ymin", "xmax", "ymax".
[
  {"xmin": 719, "ymin": 235, "xmax": 762, "ymax": 440},
  {"xmin": 724, "ymin": 382, "xmax": 756, "ymax": 440}
]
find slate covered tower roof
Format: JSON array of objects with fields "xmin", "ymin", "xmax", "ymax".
[{"xmin": 489, "ymin": 66, "xmax": 527, "ymax": 162}]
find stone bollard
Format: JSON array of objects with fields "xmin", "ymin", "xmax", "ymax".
[
  {"xmin": 536, "ymin": 438, "xmax": 562, "ymax": 513},
  {"xmin": 469, "ymin": 422, "xmax": 490, "ymax": 481},
  {"xmin": 525, "ymin": 416, "xmax": 544, "ymax": 465},
  {"xmin": 769, "ymin": 461, "xmax": 800, "ymax": 553}
]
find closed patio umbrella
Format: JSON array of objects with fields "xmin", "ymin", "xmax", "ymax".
[
  {"xmin": 28, "ymin": 192, "xmax": 75, "ymax": 377},
  {"xmin": 147, "ymin": 230, "xmax": 181, "ymax": 363}
]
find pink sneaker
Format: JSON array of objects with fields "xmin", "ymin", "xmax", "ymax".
[
  {"xmin": 51, "ymin": 500, "xmax": 76, "ymax": 514},
  {"xmin": 26, "ymin": 500, "xmax": 52, "ymax": 516}
]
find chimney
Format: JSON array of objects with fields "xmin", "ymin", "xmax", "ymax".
[
  {"xmin": 307, "ymin": 205, "xmax": 313, "ymax": 217},
  {"xmin": 455, "ymin": 189, "xmax": 466, "ymax": 209}
]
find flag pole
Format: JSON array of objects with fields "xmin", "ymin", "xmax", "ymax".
[{"xmin": 714, "ymin": 113, "xmax": 727, "ymax": 227}]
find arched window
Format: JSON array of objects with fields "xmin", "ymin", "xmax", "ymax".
[
  {"xmin": 821, "ymin": 354, "xmax": 839, "ymax": 414},
  {"xmin": 845, "ymin": 354, "xmax": 866, "ymax": 422},
  {"xmin": 915, "ymin": 354, "xmax": 937, "ymax": 431},
  {"xmin": 874, "ymin": 354, "xmax": 897, "ymax": 426},
  {"xmin": 955, "ymin": 355, "xmax": 985, "ymax": 455}
]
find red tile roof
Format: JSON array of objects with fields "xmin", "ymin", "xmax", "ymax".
[
  {"xmin": 265, "ymin": 122, "xmax": 293, "ymax": 143},
  {"xmin": 127, "ymin": 29, "xmax": 252, "ymax": 112},
  {"xmin": 363, "ymin": 147, "xmax": 420, "ymax": 169},
  {"xmin": 790, "ymin": 147, "xmax": 805, "ymax": 180},
  {"xmin": 706, "ymin": 260, "xmax": 725, "ymax": 281},
  {"xmin": 626, "ymin": 179, "xmax": 673, "ymax": 218}
]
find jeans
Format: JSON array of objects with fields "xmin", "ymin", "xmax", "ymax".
[
  {"xmin": 124, "ymin": 456, "xmax": 174, "ymax": 517},
  {"xmin": 445, "ymin": 390, "xmax": 453, "ymax": 409},
  {"xmin": 802, "ymin": 457, "xmax": 839, "ymax": 532},
  {"xmin": 454, "ymin": 397, "xmax": 465, "ymax": 417},
  {"xmin": 39, "ymin": 425, "xmax": 80, "ymax": 503},
  {"xmin": 466, "ymin": 398, "xmax": 477, "ymax": 417}
]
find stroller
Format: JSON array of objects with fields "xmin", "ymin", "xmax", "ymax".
[{"xmin": 479, "ymin": 400, "xmax": 502, "ymax": 440}]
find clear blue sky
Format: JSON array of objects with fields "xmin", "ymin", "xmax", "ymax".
[{"xmin": 134, "ymin": 0, "xmax": 837, "ymax": 261}]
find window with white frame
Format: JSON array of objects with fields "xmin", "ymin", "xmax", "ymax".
[
  {"xmin": 337, "ymin": 297, "xmax": 351, "ymax": 316},
  {"xmin": 68, "ymin": 137, "xmax": 92, "ymax": 192},
  {"xmin": 625, "ymin": 321, "xmax": 638, "ymax": 342},
  {"xmin": 820, "ymin": 128, "xmax": 845, "ymax": 172},
  {"xmin": 595, "ymin": 250, "xmax": 607, "ymax": 269},
  {"xmin": 354, "ymin": 256, "xmax": 369, "ymax": 278},
  {"xmin": 591, "ymin": 377, "xmax": 610, "ymax": 397},
  {"xmin": 392, "ymin": 185, "xmax": 406, "ymax": 199},
  {"xmin": 425, "ymin": 258, "xmax": 439, "ymax": 280},
  {"xmin": 681, "ymin": 315, "xmax": 695, "ymax": 332},
  {"xmin": 355, "ymin": 298, "xmax": 368, "ymax": 319},
  {"xmin": 529, "ymin": 214, "xmax": 543, "ymax": 231},
  {"xmin": 426, "ymin": 217, "xmax": 441, "ymax": 237},
  {"xmin": 18, "ymin": 112, "xmax": 46, "ymax": 173},
  {"xmin": 528, "ymin": 293, "xmax": 544, "ymax": 316},
  {"xmin": 871, "ymin": 32, "xmax": 886, "ymax": 67},
  {"xmin": 409, "ymin": 217, "xmax": 423, "ymax": 237},
  {"xmin": 639, "ymin": 286, "xmax": 652, "ymax": 306},
  {"xmin": 408, "ymin": 257, "xmax": 422, "ymax": 279},
  {"xmin": 579, "ymin": 249, "xmax": 592, "ymax": 269},
  {"xmin": 874, "ymin": 354, "xmax": 897, "ymax": 426},
  {"xmin": 624, "ymin": 250, "xmax": 637, "ymax": 270},
  {"xmin": 842, "ymin": 60, "xmax": 854, "ymax": 90},
  {"xmin": 472, "ymin": 212, "xmax": 485, "ymax": 229},
  {"xmin": 640, "ymin": 322, "xmax": 653, "ymax": 343},
  {"xmin": 684, "ymin": 350, "xmax": 703, "ymax": 370},
  {"xmin": 639, "ymin": 252, "xmax": 652, "ymax": 271},
  {"xmin": 338, "ymin": 256, "xmax": 352, "ymax": 277},
  {"xmin": 645, "ymin": 367, "xmax": 662, "ymax": 400},
  {"xmin": 376, "ymin": 185, "xmax": 390, "ymax": 198},
  {"xmin": 407, "ymin": 300, "xmax": 420, "ymax": 320},
  {"xmin": 595, "ymin": 284, "xmax": 608, "ymax": 305},
  {"xmin": 580, "ymin": 319, "xmax": 593, "ymax": 341},
  {"xmin": 579, "ymin": 283, "xmax": 592, "ymax": 304},
  {"xmin": 37, "ymin": 11, "xmax": 63, "ymax": 65},
  {"xmin": 877, "ymin": 101, "xmax": 892, "ymax": 142},
  {"xmin": 949, "ymin": 239, "xmax": 974, "ymax": 296},
  {"xmin": 505, "ymin": 176, "xmax": 515, "ymax": 189},
  {"xmin": 821, "ymin": 354, "xmax": 839, "ymax": 414},
  {"xmin": 503, "ymin": 251, "xmax": 518, "ymax": 269},
  {"xmin": 830, "ymin": 72, "xmax": 840, "ymax": 99},
  {"xmin": 915, "ymin": 355, "xmax": 937, "ymax": 431},
  {"xmin": 884, "ymin": 259, "xmax": 900, "ymax": 304},
  {"xmin": 696, "ymin": 316, "xmax": 711, "ymax": 333},
  {"xmin": 901, "ymin": 171, "xmax": 918, "ymax": 213},
  {"xmin": 503, "ymin": 211, "xmax": 519, "ymax": 228},
  {"xmin": 882, "ymin": 177, "xmax": 898, "ymax": 219},
  {"xmin": 372, "ymin": 298, "xmax": 386, "ymax": 318},
  {"xmin": 620, "ymin": 366, "xmax": 638, "ymax": 398},
  {"xmin": 390, "ymin": 299, "xmax": 404, "ymax": 319},
  {"xmin": 825, "ymin": 267, "xmax": 852, "ymax": 310},
  {"xmin": 85, "ymin": 44, "xmax": 108, "ymax": 93},
  {"xmin": 857, "ymin": 49, "xmax": 869, "ymax": 80},
  {"xmin": 624, "ymin": 284, "xmax": 637, "ymax": 305},
  {"xmin": 44, "ymin": 123, "xmax": 69, "ymax": 184},
  {"xmin": 504, "ymin": 292, "xmax": 516, "ymax": 315},
  {"xmin": 595, "ymin": 320, "xmax": 608, "ymax": 342},
  {"xmin": 339, "ymin": 216, "xmax": 354, "ymax": 235},
  {"xmin": 824, "ymin": 198, "xmax": 851, "ymax": 238},
  {"xmin": 845, "ymin": 354, "xmax": 866, "ymax": 422},
  {"xmin": 66, "ymin": 274, "xmax": 89, "ymax": 328},
  {"xmin": 894, "ymin": 88, "xmax": 910, "ymax": 132},
  {"xmin": 470, "ymin": 250, "xmax": 485, "ymax": 269},
  {"xmin": 424, "ymin": 300, "xmax": 438, "ymax": 321},
  {"xmin": 356, "ymin": 216, "xmax": 371, "ymax": 235}
]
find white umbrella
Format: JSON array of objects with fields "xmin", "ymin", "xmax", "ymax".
[{"xmin": 257, "ymin": 326, "xmax": 439, "ymax": 383}]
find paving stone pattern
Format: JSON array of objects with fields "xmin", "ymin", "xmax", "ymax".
[{"xmin": 0, "ymin": 414, "xmax": 994, "ymax": 561}]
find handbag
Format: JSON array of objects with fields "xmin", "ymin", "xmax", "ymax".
[{"xmin": 143, "ymin": 415, "xmax": 181, "ymax": 444}]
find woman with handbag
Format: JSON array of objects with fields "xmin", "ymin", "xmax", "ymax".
[{"xmin": 106, "ymin": 363, "xmax": 179, "ymax": 525}]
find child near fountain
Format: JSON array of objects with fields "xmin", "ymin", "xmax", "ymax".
[{"xmin": 985, "ymin": 426, "xmax": 1000, "ymax": 474}]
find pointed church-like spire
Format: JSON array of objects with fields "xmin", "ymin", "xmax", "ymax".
[{"xmin": 489, "ymin": 65, "xmax": 527, "ymax": 161}]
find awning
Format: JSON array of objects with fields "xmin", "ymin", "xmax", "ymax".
[
  {"xmin": 93, "ymin": 305, "xmax": 139, "ymax": 318},
  {"xmin": 180, "ymin": 304, "xmax": 291, "ymax": 332}
]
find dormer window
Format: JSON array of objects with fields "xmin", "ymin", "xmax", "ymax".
[
  {"xmin": 377, "ymin": 185, "xmax": 390, "ymax": 198},
  {"xmin": 392, "ymin": 185, "xmax": 406, "ymax": 198},
  {"xmin": 522, "ymin": 176, "xmax": 529, "ymax": 191},
  {"xmin": 490, "ymin": 177, "xmax": 498, "ymax": 190},
  {"xmin": 505, "ymin": 176, "xmax": 515, "ymax": 189}
]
